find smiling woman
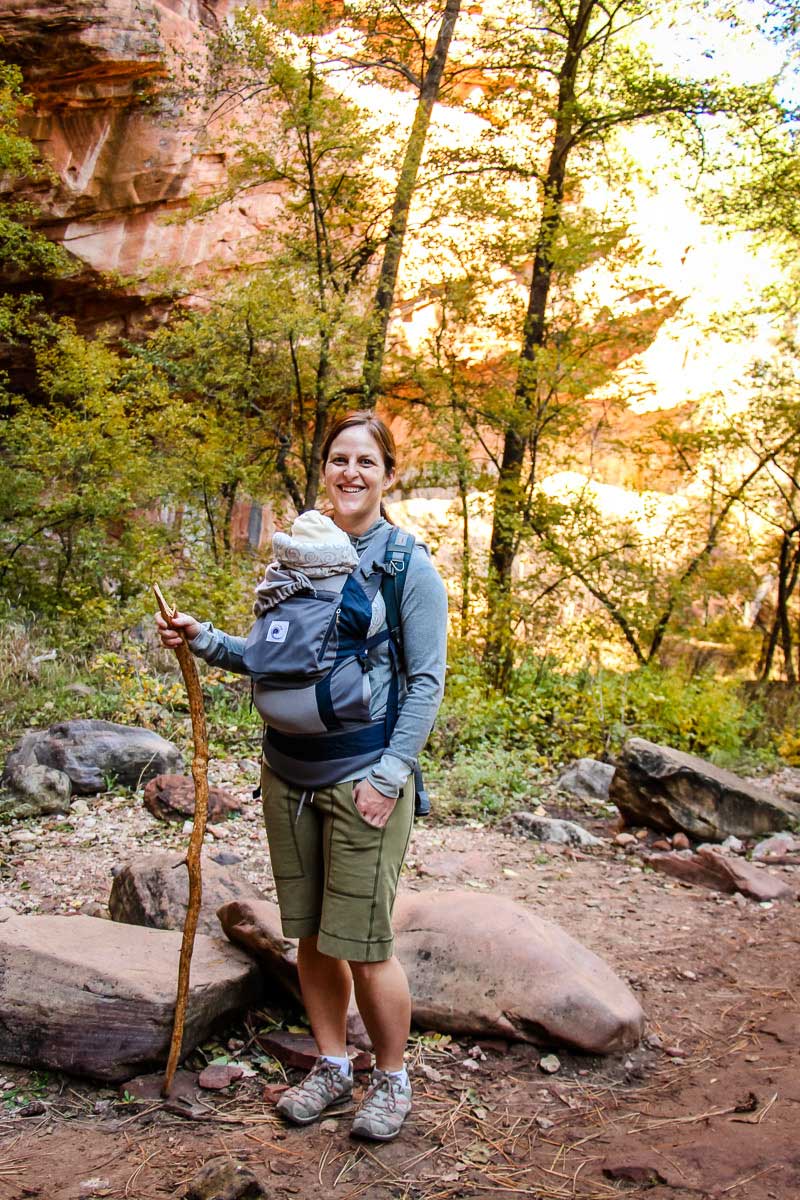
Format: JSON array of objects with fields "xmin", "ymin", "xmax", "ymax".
[
  {"xmin": 322, "ymin": 413, "xmax": 397, "ymax": 535},
  {"xmin": 155, "ymin": 409, "xmax": 448, "ymax": 1142}
]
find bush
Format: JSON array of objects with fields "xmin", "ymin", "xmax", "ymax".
[{"xmin": 427, "ymin": 644, "xmax": 775, "ymax": 792}]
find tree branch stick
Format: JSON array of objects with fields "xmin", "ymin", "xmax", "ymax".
[{"xmin": 153, "ymin": 582, "xmax": 210, "ymax": 1097}]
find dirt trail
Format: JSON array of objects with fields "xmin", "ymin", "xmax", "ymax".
[{"xmin": 0, "ymin": 779, "xmax": 798, "ymax": 1200}]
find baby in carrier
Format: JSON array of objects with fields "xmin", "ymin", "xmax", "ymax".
[{"xmin": 254, "ymin": 509, "xmax": 385, "ymax": 635}]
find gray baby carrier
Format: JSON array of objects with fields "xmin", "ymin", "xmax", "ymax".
[{"xmin": 243, "ymin": 525, "xmax": 413, "ymax": 789}]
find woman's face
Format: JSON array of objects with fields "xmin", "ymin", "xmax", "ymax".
[{"xmin": 323, "ymin": 426, "xmax": 394, "ymax": 535}]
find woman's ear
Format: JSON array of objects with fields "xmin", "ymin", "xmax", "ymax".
[{"xmin": 383, "ymin": 470, "xmax": 396, "ymax": 491}]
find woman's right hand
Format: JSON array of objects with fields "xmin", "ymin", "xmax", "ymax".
[{"xmin": 155, "ymin": 610, "xmax": 202, "ymax": 649}]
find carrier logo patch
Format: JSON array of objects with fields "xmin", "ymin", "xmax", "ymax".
[{"xmin": 266, "ymin": 620, "xmax": 290, "ymax": 643}]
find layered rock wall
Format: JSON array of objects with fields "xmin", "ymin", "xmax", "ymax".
[{"xmin": 0, "ymin": 0, "xmax": 280, "ymax": 336}]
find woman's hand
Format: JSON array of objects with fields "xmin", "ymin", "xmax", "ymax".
[
  {"xmin": 155, "ymin": 610, "xmax": 201, "ymax": 649},
  {"xmin": 353, "ymin": 778, "xmax": 397, "ymax": 828}
]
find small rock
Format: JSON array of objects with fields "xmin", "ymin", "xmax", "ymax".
[
  {"xmin": 206, "ymin": 823, "xmax": 230, "ymax": 839},
  {"xmin": 71, "ymin": 799, "xmax": 90, "ymax": 817},
  {"xmin": 650, "ymin": 838, "xmax": 672, "ymax": 851},
  {"xmin": 182, "ymin": 1159, "xmax": 268, "ymax": 1200},
  {"xmin": 262, "ymin": 1083, "xmax": 289, "ymax": 1105},
  {"xmin": 603, "ymin": 1163, "xmax": 667, "ymax": 1185},
  {"xmin": 539, "ymin": 1054, "xmax": 561, "ymax": 1074},
  {"xmin": 78, "ymin": 1179, "xmax": 112, "ymax": 1199},
  {"xmin": 144, "ymin": 774, "xmax": 242, "ymax": 824},
  {"xmin": 752, "ymin": 832, "xmax": 799, "ymax": 859},
  {"xmin": 211, "ymin": 852, "xmax": 243, "ymax": 867},
  {"xmin": 320, "ymin": 1118, "xmax": 340, "ymax": 1132},
  {"xmin": 721, "ymin": 835, "xmax": 744, "ymax": 853},
  {"xmin": 0, "ymin": 763, "xmax": 72, "ymax": 818},
  {"xmin": 556, "ymin": 759, "xmax": 615, "ymax": 802},
  {"xmin": 17, "ymin": 1099, "xmax": 46, "ymax": 1117},
  {"xmin": 10, "ymin": 829, "xmax": 37, "ymax": 844},
  {"xmin": 664, "ymin": 1045, "xmax": 684, "ymax": 1057},
  {"xmin": 258, "ymin": 1031, "xmax": 371, "ymax": 1073},
  {"xmin": 614, "ymin": 833, "xmax": 637, "ymax": 848},
  {"xmin": 65, "ymin": 683, "xmax": 94, "ymax": 698},
  {"xmin": 500, "ymin": 813, "xmax": 602, "ymax": 848},
  {"xmin": 535, "ymin": 1115, "xmax": 555, "ymax": 1130},
  {"xmin": 198, "ymin": 1064, "xmax": 244, "ymax": 1090},
  {"xmin": 644, "ymin": 1033, "xmax": 663, "ymax": 1050}
]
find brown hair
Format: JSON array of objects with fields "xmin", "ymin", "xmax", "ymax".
[{"xmin": 321, "ymin": 410, "xmax": 397, "ymax": 523}]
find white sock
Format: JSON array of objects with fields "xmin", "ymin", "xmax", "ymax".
[
  {"xmin": 380, "ymin": 1066, "xmax": 409, "ymax": 1089},
  {"xmin": 322, "ymin": 1053, "xmax": 352, "ymax": 1078}
]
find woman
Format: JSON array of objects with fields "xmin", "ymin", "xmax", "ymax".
[{"xmin": 157, "ymin": 412, "xmax": 448, "ymax": 1141}]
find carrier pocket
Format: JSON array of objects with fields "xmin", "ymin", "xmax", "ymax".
[
  {"xmin": 320, "ymin": 658, "xmax": 372, "ymax": 726},
  {"xmin": 243, "ymin": 593, "xmax": 341, "ymax": 686}
]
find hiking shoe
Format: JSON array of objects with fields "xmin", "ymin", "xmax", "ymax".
[
  {"xmin": 351, "ymin": 1070, "xmax": 412, "ymax": 1141},
  {"xmin": 276, "ymin": 1058, "xmax": 353, "ymax": 1126}
]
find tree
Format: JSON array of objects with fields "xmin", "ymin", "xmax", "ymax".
[
  {"xmin": 186, "ymin": 1, "xmax": 466, "ymax": 509},
  {"xmin": 448, "ymin": 0, "xmax": 789, "ymax": 683},
  {"xmin": 356, "ymin": 0, "xmax": 462, "ymax": 400},
  {"xmin": 0, "ymin": 327, "xmax": 175, "ymax": 622}
]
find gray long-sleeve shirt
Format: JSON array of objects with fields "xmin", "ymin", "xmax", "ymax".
[{"xmin": 188, "ymin": 517, "xmax": 448, "ymax": 797}]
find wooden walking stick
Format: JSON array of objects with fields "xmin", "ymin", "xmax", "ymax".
[{"xmin": 153, "ymin": 582, "xmax": 210, "ymax": 1097}]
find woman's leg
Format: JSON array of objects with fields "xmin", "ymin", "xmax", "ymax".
[
  {"xmin": 350, "ymin": 955, "xmax": 411, "ymax": 1072},
  {"xmin": 297, "ymin": 934, "xmax": 352, "ymax": 1056}
]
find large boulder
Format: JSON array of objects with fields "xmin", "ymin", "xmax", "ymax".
[
  {"xmin": 610, "ymin": 738, "xmax": 800, "ymax": 840},
  {"xmin": 0, "ymin": 913, "xmax": 262, "ymax": 1081},
  {"xmin": 0, "ymin": 761, "xmax": 71, "ymax": 819},
  {"xmin": 109, "ymin": 852, "xmax": 261, "ymax": 937},
  {"xmin": 220, "ymin": 892, "xmax": 644, "ymax": 1055},
  {"xmin": 109, "ymin": 860, "xmax": 369, "ymax": 1045},
  {"xmin": 3, "ymin": 720, "xmax": 183, "ymax": 795},
  {"xmin": 144, "ymin": 774, "xmax": 242, "ymax": 823}
]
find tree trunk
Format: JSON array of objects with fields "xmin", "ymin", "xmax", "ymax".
[
  {"xmin": 362, "ymin": 0, "xmax": 461, "ymax": 402},
  {"xmin": 758, "ymin": 606, "xmax": 781, "ymax": 684},
  {"xmin": 220, "ymin": 479, "xmax": 239, "ymax": 559},
  {"xmin": 450, "ymin": 394, "xmax": 472, "ymax": 638},
  {"xmin": 485, "ymin": 0, "xmax": 596, "ymax": 684}
]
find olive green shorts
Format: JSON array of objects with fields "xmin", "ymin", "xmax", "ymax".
[{"xmin": 261, "ymin": 762, "xmax": 414, "ymax": 963}]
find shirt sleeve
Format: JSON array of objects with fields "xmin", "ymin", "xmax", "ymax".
[
  {"xmin": 366, "ymin": 546, "xmax": 448, "ymax": 798},
  {"xmin": 187, "ymin": 621, "xmax": 249, "ymax": 675}
]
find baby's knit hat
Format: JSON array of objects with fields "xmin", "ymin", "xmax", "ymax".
[{"xmin": 271, "ymin": 510, "xmax": 359, "ymax": 572}]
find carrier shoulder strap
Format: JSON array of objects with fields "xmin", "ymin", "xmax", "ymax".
[{"xmin": 381, "ymin": 527, "xmax": 415, "ymax": 666}]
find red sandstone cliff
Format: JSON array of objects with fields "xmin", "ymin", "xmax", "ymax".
[{"xmin": 0, "ymin": 0, "xmax": 281, "ymax": 336}]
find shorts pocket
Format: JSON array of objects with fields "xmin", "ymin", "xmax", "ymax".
[
  {"xmin": 261, "ymin": 766, "xmax": 307, "ymax": 881},
  {"xmin": 326, "ymin": 782, "xmax": 384, "ymax": 899}
]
